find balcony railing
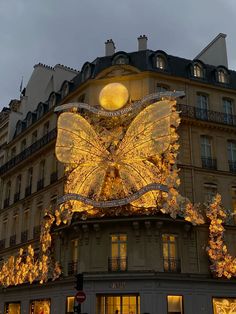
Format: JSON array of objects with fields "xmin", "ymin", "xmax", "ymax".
[
  {"xmin": 163, "ymin": 258, "xmax": 181, "ymax": 273},
  {"xmin": 10, "ymin": 234, "xmax": 16, "ymax": 246},
  {"xmin": 25, "ymin": 185, "xmax": 32, "ymax": 197},
  {"xmin": 201, "ymin": 157, "xmax": 217, "ymax": 170},
  {"xmin": 108, "ymin": 257, "xmax": 128, "ymax": 272},
  {"xmin": 229, "ymin": 161, "xmax": 236, "ymax": 173},
  {"xmin": 33, "ymin": 225, "xmax": 41, "ymax": 238},
  {"xmin": 0, "ymin": 128, "xmax": 57, "ymax": 175},
  {"xmin": 3, "ymin": 198, "xmax": 10, "ymax": 208},
  {"xmin": 50, "ymin": 171, "xmax": 58, "ymax": 184},
  {"xmin": 0, "ymin": 239, "xmax": 5, "ymax": 250},
  {"xmin": 177, "ymin": 104, "xmax": 236, "ymax": 127},
  {"xmin": 37, "ymin": 179, "xmax": 44, "ymax": 191},
  {"xmin": 14, "ymin": 192, "xmax": 20, "ymax": 203},
  {"xmin": 21, "ymin": 230, "xmax": 28, "ymax": 243},
  {"xmin": 68, "ymin": 261, "xmax": 78, "ymax": 275}
]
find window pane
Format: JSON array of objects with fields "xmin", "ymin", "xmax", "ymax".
[
  {"xmin": 167, "ymin": 295, "xmax": 183, "ymax": 314},
  {"xmin": 66, "ymin": 297, "xmax": 75, "ymax": 313},
  {"xmin": 5, "ymin": 303, "xmax": 21, "ymax": 314},
  {"xmin": 213, "ymin": 298, "xmax": 236, "ymax": 313},
  {"xmin": 30, "ymin": 299, "xmax": 50, "ymax": 314},
  {"xmin": 97, "ymin": 295, "xmax": 140, "ymax": 314}
]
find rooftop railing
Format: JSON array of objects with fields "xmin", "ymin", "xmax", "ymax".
[
  {"xmin": 177, "ymin": 104, "xmax": 236, "ymax": 127},
  {"xmin": 163, "ymin": 258, "xmax": 181, "ymax": 273},
  {"xmin": 0, "ymin": 128, "xmax": 57, "ymax": 175}
]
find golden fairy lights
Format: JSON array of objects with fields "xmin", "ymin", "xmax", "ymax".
[
  {"xmin": 0, "ymin": 209, "xmax": 61, "ymax": 287},
  {"xmin": 1, "ymin": 94, "xmax": 236, "ymax": 288},
  {"xmin": 206, "ymin": 194, "xmax": 236, "ymax": 279}
]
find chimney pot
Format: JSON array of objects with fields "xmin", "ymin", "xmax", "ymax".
[
  {"xmin": 105, "ymin": 39, "xmax": 116, "ymax": 56},
  {"xmin": 138, "ymin": 35, "xmax": 148, "ymax": 51}
]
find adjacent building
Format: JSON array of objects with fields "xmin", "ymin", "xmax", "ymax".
[{"xmin": 0, "ymin": 34, "xmax": 236, "ymax": 314}]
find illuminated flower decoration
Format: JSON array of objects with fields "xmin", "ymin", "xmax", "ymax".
[{"xmin": 0, "ymin": 209, "xmax": 61, "ymax": 288}]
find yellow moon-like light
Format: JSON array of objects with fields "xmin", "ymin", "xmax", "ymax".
[{"xmin": 99, "ymin": 83, "xmax": 129, "ymax": 111}]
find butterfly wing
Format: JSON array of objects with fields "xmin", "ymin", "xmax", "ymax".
[
  {"xmin": 115, "ymin": 100, "xmax": 180, "ymax": 207},
  {"xmin": 56, "ymin": 112, "xmax": 110, "ymax": 200},
  {"xmin": 56, "ymin": 112, "xmax": 109, "ymax": 165}
]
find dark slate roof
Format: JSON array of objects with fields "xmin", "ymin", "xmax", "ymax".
[{"xmin": 71, "ymin": 49, "xmax": 236, "ymax": 92}]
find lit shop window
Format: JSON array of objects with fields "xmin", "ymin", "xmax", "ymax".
[
  {"xmin": 167, "ymin": 295, "xmax": 183, "ymax": 314},
  {"xmin": 96, "ymin": 295, "xmax": 140, "ymax": 314},
  {"xmin": 213, "ymin": 298, "xmax": 236, "ymax": 313},
  {"xmin": 4, "ymin": 302, "xmax": 21, "ymax": 314},
  {"xmin": 30, "ymin": 299, "xmax": 50, "ymax": 314},
  {"xmin": 66, "ymin": 297, "xmax": 75, "ymax": 314}
]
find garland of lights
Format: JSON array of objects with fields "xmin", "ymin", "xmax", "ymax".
[
  {"xmin": 206, "ymin": 194, "xmax": 236, "ymax": 279},
  {"xmin": 0, "ymin": 210, "xmax": 61, "ymax": 287}
]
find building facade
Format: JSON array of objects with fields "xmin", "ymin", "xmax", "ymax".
[{"xmin": 0, "ymin": 35, "xmax": 236, "ymax": 314}]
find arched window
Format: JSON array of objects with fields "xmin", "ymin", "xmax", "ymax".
[
  {"xmin": 113, "ymin": 54, "xmax": 129, "ymax": 65},
  {"xmin": 37, "ymin": 104, "xmax": 44, "ymax": 119},
  {"xmin": 49, "ymin": 93, "xmax": 56, "ymax": 109},
  {"xmin": 83, "ymin": 64, "xmax": 91, "ymax": 81},
  {"xmin": 156, "ymin": 55, "xmax": 166, "ymax": 70},
  {"xmin": 61, "ymin": 82, "xmax": 70, "ymax": 99},
  {"xmin": 193, "ymin": 63, "xmax": 203, "ymax": 78},
  {"xmin": 26, "ymin": 112, "xmax": 32, "ymax": 127}
]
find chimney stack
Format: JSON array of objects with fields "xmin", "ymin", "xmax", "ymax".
[
  {"xmin": 138, "ymin": 35, "xmax": 148, "ymax": 51},
  {"xmin": 105, "ymin": 39, "xmax": 116, "ymax": 56}
]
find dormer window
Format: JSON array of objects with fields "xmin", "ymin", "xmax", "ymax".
[
  {"xmin": 83, "ymin": 64, "xmax": 91, "ymax": 81},
  {"xmin": 49, "ymin": 93, "xmax": 56, "ymax": 109},
  {"xmin": 156, "ymin": 56, "xmax": 166, "ymax": 70},
  {"xmin": 217, "ymin": 68, "xmax": 229, "ymax": 83},
  {"xmin": 26, "ymin": 113, "xmax": 32, "ymax": 127},
  {"xmin": 193, "ymin": 63, "xmax": 203, "ymax": 78},
  {"xmin": 113, "ymin": 54, "xmax": 129, "ymax": 65},
  {"xmin": 37, "ymin": 104, "xmax": 44, "ymax": 119},
  {"xmin": 61, "ymin": 82, "xmax": 70, "ymax": 99}
]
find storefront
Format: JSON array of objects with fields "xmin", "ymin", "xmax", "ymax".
[
  {"xmin": 30, "ymin": 299, "xmax": 50, "ymax": 314},
  {"xmin": 4, "ymin": 303, "xmax": 21, "ymax": 314},
  {"xmin": 96, "ymin": 295, "xmax": 140, "ymax": 314}
]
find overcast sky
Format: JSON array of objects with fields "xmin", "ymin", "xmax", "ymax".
[{"xmin": 1, "ymin": 0, "xmax": 236, "ymax": 109}]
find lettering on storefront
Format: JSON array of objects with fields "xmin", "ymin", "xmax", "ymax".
[{"xmin": 111, "ymin": 281, "xmax": 126, "ymax": 289}]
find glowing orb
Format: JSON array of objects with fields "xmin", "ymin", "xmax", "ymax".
[{"xmin": 99, "ymin": 83, "xmax": 129, "ymax": 111}]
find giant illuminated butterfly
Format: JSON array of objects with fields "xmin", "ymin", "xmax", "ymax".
[{"xmin": 55, "ymin": 99, "xmax": 180, "ymax": 209}]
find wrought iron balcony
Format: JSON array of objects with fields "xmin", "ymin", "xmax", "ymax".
[
  {"xmin": 177, "ymin": 104, "xmax": 236, "ymax": 127},
  {"xmin": 108, "ymin": 257, "xmax": 128, "ymax": 272},
  {"xmin": 229, "ymin": 161, "xmax": 236, "ymax": 173},
  {"xmin": 25, "ymin": 185, "xmax": 32, "ymax": 197},
  {"xmin": 163, "ymin": 258, "xmax": 181, "ymax": 273},
  {"xmin": 10, "ymin": 234, "xmax": 16, "ymax": 246},
  {"xmin": 68, "ymin": 261, "xmax": 78, "ymax": 275},
  {"xmin": 201, "ymin": 157, "xmax": 217, "ymax": 170},
  {"xmin": 3, "ymin": 198, "xmax": 10, "ymax": 208},
  {"xmin": 37, "ymin": 179, "xmax": 44, "ymax": 191},
  {"xmin": 50, "ymin": 171, "xmax": 58, "ymax": 184},
  {"xmin": 14, "ymin": 192, "xmax": 20, "ymax": 203},
  {"xmin": 33, "ymin": 225, "xmax": 41, "ymax": 238},
  {"xmin": 0, "ymin": 239, "xmax": 5, "ymax": 250},
  {"xmin": 0, "ymin": 128, "xmax": 57, "ymax": 175},
  {"xmin": 21, "ymin": 230, "xmax": 28, "ymax": 243}
]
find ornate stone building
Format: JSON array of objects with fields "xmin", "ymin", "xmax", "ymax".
[{"xmin": 0, "ymin": 34, "xmax": 236, "ymax": 314}]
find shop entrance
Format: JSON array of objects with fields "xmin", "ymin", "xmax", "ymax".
[{"xmin": 96, "ymin": 295, "xmax": 140, "ymax": 314}]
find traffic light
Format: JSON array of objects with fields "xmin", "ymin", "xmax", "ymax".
[{"xmin": 75, "ymin": 273, "xmax": 83, "ymax": 290}]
